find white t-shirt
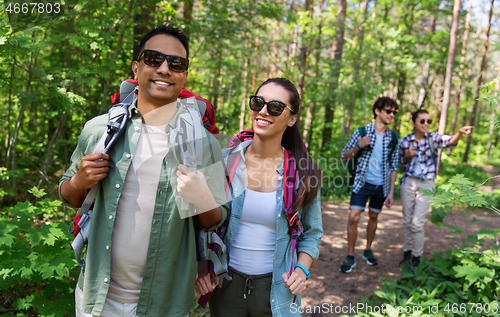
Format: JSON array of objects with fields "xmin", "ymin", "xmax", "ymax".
[
  {"xmin": 229, "ymin": 188, "xmax": 277, "ymax": 275},
  {"xmin": 108, "ymin": 123, "xmax": 169, "ymax": 303}
]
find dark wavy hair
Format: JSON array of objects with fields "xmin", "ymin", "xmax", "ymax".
[
  {"xmin": 372, "ymin": 97, "xmax": 399, "ymax": 119},
  {"xmin": 411, "ymin": 109, "xmax": 429, "ymax": 122},
  {"xmin": 137, "ymin": 24, "xmax": 189, "ymax": 60},
  {"xmin": 256, "ymin": 78, "xmax": 322, "ymax": 212}
]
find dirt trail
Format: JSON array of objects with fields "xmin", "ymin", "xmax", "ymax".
[{"xmin": 301, "ymin": 200, "xmax": 500, "ymax": 317}]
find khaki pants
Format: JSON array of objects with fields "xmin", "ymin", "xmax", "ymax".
[
  {"xmin": 400, "ymin": 178, "xmax": 435, "ymax": 257},
  {"xmin": 75, "ymin": 286, "xmax": 137, "ymax": 317}
]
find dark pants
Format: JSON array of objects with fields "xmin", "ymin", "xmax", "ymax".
[{"xmin": 209, "ymin": 267, "xmax": 273, "ymax": 317}]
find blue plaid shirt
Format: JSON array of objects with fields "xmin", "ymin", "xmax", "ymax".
[
  {"xmin": 399, "ymin": 131, "xmax": 454, "ymax": 183},
  {"xmin": 341, "ymin": 122, "xmax": 399, "ymax": 197}
]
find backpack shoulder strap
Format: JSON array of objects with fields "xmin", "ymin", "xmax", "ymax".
[{"xmin": 359, "ymin": 126, "xmax": 366, "ymax": 137}]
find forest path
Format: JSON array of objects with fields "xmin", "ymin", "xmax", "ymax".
[{"xmin": 301, "ymin": 198, "xmax": 500, "ymax": 317}]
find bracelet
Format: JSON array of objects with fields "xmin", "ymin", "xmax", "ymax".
[
  {"xmin": 294, "ymin": 263, "xmax": 310, "ymax": 280},
  {"xmin": 355, "ymin": 143, "xmax": 361, "ymax": 150}
]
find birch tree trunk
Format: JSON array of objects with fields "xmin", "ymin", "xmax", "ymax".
[
  {"xmin": 436, "ymin": 0, "xmax": 460, "ymax": 175},
  {"xmin": 463, "ymin": 0, "xmax": 494, "ymax": 163}
]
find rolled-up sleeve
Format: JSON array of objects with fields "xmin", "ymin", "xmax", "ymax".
[
  {"xmin": 297, "ymin": 190, "xmax": 323, "ymax": 260},
  {"xmin": 433, "ymin": 132, "xmax": 455, "ymax": 149}
]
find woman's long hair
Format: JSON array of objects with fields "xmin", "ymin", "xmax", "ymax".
[{"xmin": 256, "ymin": 78, "xmax": 322, "ymax": 212}]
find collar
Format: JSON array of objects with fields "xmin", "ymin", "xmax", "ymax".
[{"xmin": 367, "ymin": 121, "xmax": 392, "ymax": 137}]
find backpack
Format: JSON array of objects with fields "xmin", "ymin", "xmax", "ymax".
[
  {"xmin": 197, "ymin": 129, "xmax": 302, "ymax": 307},
  {"xmin": 347, "ymin": 126, "xmax": 398, "ymax": 187},
  {"xmin": 69, "ymin": 81, "xmax": 223, "ymax": 272}
]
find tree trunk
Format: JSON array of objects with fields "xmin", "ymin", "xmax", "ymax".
[
  {"xmin": 322, "ymin": 0, "xmax": 346, "ymax": 146},
  {"xmin": 133, "ymin": 0, "xmax": 155, "ymax": 60},
  {"xmin": 416, "ymin": 10, "xmax": 437, "ymax": 108},
  {"xmin": 250, "ymin": 37, "xmax": 259, "ymax": 94},
  {"xmin": 345, "ymin": 0, "xmax": 369, "ymax": 135},
  {"xmin": 303, "ymin": 0, "xmax": 325, "ymax": 148},
  {"xmin": 436, "ymin": 0, "xmax": 461, "ymax": 175},
  {"xmin": 239, "ymin": 36, "xmax": 251, "ymax": 131},
  {"xmin": 298, "ymin": 0, "xmax": 311, "ymax": 106},
  {"xmin": 183, "ymin": 0, "xmax": 194, "ymax": 40},
  {"xmin": 270, "ymin": 22, "xmax": 279, "ymax": 78},
  {"xmin": 448, "ymin": 0, "xmax": 472, "ymax": 155},
  {"xmin": 463, "ymin": 0, "xmax": 494, "ymax": 163},
  {"xmin": 37, "ymin": 111, "xmax": 67, "ymax": 188},
  {"xmin": 486, "ymin": 67, "xmax": 500, "ymax": 161},
  {"xmin": 100, "ymin": 0, "xmax": 135, "ymax": 114}
]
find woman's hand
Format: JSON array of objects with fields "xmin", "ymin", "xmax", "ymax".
[
  {"xmin": 195, "ymin": 260, "xmax": 219, "ymax": 295},
  {"xmin": 458, "ymin": 126, "xmax": 474, "ymax": 135},
  {"xmin": 282, "ymin": 269, "xmax": 307, "ymax": 296}
]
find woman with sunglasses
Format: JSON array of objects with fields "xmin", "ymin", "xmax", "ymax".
[
  {"xmin": 398, "ymin": 109, "xmax": 473, "ymax": 270},
  {"xmin": 195, "ymin": 78, "xmax": 323, "ymax": 316}
]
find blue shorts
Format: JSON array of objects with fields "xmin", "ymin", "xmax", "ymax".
[{"xmin": 349, "ymin": 182, "xmax": 386, "ymax": 213}]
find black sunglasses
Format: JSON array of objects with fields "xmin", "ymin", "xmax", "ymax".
[
  {"xmin": 384, "ymin": 109, "xmax": 398, "ymax": 115},
  {"xmin": 249, "ymin": 95, "xmax": 294, "ymax": 116},
  {"xmin": 420, "ymin": 119, "xmax": 432, "ymax": 124},
  {"xmin": 137, "ymin": 49, "xmax": 189, "ymax": 73}
]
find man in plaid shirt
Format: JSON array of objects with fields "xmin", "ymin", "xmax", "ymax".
[{"xmin": 339, "ymin": 97, "xmax": 399, "ymax": 273}]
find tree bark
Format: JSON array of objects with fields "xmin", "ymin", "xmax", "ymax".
[
  {"xmin": 322, "ymin": 0, "xmax": 346, "ymax": 146},
  {"xmin": 436, "ymin": 0, "xmax": 461, "ymax": 174},
  {"xmin": 463, "ymin": 0, "xmax": 494, "ymax": 163},
  {"xmin": 298, "ymin": 0, "xmax": 311, "ymax": 106},
  {"xmin": 37, "ymin": 111, "xmax": 67, "ymax": 188},
  {"xmin": 448, "ymin": 0, "xmax": 472, "ymax": 155},
  {"xmin": 303, "ymin": 0, "xmax": 325, "ymax": 148},
  {"xmin": 183, "ymin": 0, "xmax": 194, "ymax": 40},
  {"xmin": 99, "ymin": 0, "xmax": 135, "ymax": 114},
  {"xmin": 416, "ymin": 10, "xmax": 437, "ymax": 108},
  {"xmin": 132, "ymin": 0, "xmax": 155, "ymax": 60},
  {"xmin": 345, "ymin": 0, "xmax": 369, "ymax": 134},
  {"xmin": 239, "ymin": 37, "xmax": 250, "ymax": 131}
]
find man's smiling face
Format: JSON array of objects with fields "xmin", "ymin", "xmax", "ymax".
[{"xmin": 132, "ymin": 34, "xmax": 188, "ymax": 110}]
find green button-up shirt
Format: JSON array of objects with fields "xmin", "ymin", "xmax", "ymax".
[{"xmin": 59, "ymin": 99, "xmax": 227, "ymax": 317}]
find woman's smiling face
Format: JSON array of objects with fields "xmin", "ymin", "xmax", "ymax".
[
  {"xmin": 251, "ymin": 83, "xmax": 298, "ymax": 139},
  {"xmin": 412, "ymin": 112, "xmax": 431, "ymax": 134}
]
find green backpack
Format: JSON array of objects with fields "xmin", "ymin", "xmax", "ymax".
[{"xmin": 347, "ymin": 127, "xmax": 398, "ymax": 187}]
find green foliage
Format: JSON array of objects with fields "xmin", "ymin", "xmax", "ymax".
[
  {"xmin": 353, "ymin": 175, "xmax": 500, "ymax": 317},
  {"xmin": 0, "ymin": 188, "xmax": 78, "ymax": 316}
]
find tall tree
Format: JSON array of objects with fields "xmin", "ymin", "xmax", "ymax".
[
  {"xmin": 298, "ymin": 0, "xmax": 312, "ymax": 106},
  {"xmin": 416, "ymin": 6, "xmax": 437, "ymax": 108},
  {"xmin": 303, "ymin": 0, "xmax": 325, "ymax": 147},
  {"xmin": 486, "ymin": 68, "xmax": 499, "ymax": 161},
  {"xmin": 463, "ymin": 0, "xmax": 494, "ymax": 163},
  {"xmin": 436, "ymin": 0, "xmax": 460, "ymax": 175},
  {"xmin": 345, "ymin": 0, "xmax": 369, "ymax": 134},
  {"xmin": 322, "ymin": 0, "xmax": 346, "ymax": 146},
  {"xmin": 448, "ymin": 0, "xmax": 472, "ymax": 156}
]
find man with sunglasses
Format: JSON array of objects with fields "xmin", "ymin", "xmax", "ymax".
[
  {"xmin": 60, "ymin": 24, "xmax": 227, "ymax": 317},
  {"xmin": 398, "ymin": 109, "xmax": 473, "ymax": 271},
  {"xmin": 339, "ymin": 97, "xmax": 400, "ymax": 273}
]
